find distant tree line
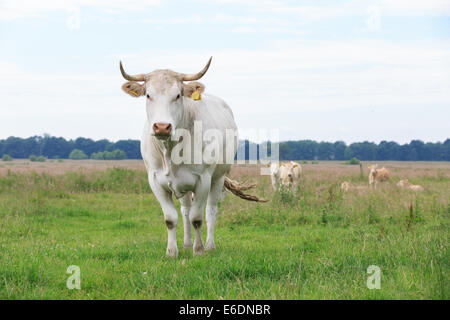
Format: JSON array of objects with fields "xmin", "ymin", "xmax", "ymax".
[
  {"xmin": 0, "ymin": 134, "xmax": 449, "ymax": 161},
  {"xmin": 273, "ymin": 139, "xmax": 450, "ymax": 161},
  {"xmin": 0, "ymin": 134, "xmax": 140, "ymax": 160}
]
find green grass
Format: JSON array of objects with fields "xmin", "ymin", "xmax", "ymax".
[{"xmin": 0, "ymin": 167, "xmax": 448, "ymax": 299}]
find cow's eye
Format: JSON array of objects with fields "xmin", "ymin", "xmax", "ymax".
[
  {"xmin": 146, "ymin": 94, "xmax": 151, "ymax": 100},
  {"xmin": 176, "ymin": 94, "xmax": 181, "ymax": 100}
]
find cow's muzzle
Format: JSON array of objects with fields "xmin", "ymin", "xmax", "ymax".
[{"xmin": 153, "ymin": 122, "xmax": 172, "ymax": 139}]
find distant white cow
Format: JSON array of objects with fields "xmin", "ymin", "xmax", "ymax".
[
  {"xmin": 270, "ymin": 161, "xmax": 302, "ymax": 192},
  {"xmin": 120, "ymin": 57, "xmax": 265, "ymax": 257},
  {"xmin": 280, "ymin": 161, "xmax": 302, "ymax": 192},
  {"xmin": 397, "ymin": 179, "xmax": 424, "ymax": 192},
  {"xmin": 368, "ymin": 164, "xmax": 390, "ymax": 188},
  {"xmin": 269, "ymin": 162, "xmax": 282, "ymax": 191}
]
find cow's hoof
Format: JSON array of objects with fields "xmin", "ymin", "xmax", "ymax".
[
  {"xmin": 205, "ymin": 241, "xmax": 216, "ymax": 251},
  {"xmin": 193, "ymin": 244, "xmax": 204, "ymax": 256},
  {"xmin": 166, "ymin": 247, "xmax": 178, "ymax": 258}
]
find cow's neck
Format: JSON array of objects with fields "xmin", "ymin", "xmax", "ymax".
[{"xmin": 152, "ymin": 102, "xmax": 196, "ymax": 176}]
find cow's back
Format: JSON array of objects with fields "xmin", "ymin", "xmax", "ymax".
[
  {"xmin": 184, "ymin": 94, "xmax": 237, "ymax": 133},
  {"xmin": 377, "ymin": 168, "xmax": 390, "ymax": 182}
]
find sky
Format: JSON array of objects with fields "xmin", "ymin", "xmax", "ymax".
[{"xmin": 0, "ymin": 0, "xmax": 449, "ymax": 144}]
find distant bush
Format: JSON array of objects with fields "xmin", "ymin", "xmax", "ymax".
[
  {"xmin": 2, "ymin": 154, "xmax": 12, "ymax": 161},
  {"xmin": 345, "ymin": 157, "xmax": 360, "ymax": 165},
  {"xmin": 91, "ymin": 149, "xmax": 127, "ymax": 160},
  {"xmin": 69, "ymin": 149, "xmax": 88, "ymax": 160},
  {"xmin": 29, "ymin": 155, "xmax": 45, "ymax": 162}
]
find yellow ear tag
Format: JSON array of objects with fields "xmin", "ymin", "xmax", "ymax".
[
  {"xmin": 129, "ymin": 90, "xmax": 138, "ymax": 96},
  {"xmin": 191, "ymin": 89, "xmax": 201, "ymax": 100}
]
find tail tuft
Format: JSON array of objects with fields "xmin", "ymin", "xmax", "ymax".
[{"xmin": 224, "ymin": 177, "xmax": 268, "ymax": 202}]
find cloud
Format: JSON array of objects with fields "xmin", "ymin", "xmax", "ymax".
[
  {"xmin": 3, "ymin": 0, "xmax": 449, "ymax": 23},
  {"xmin": 3, "ymin": 38, "xmax": 449, "ymax": 117},
  {"xmin": 378, "ymin": 0, "xmax": 450, "ymax": 16},
  {"xmin": 202, "ymin": 0, "xmax": 450, "ymax": 18},
  {"xmin": 0, "ymin": 0, "xmax": 163, "ymax": 20}
]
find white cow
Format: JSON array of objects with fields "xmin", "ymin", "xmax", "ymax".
[
  {"xmin": 120, "ymin": 57, "xmax": 264, "ymax": 257},
  {"xmin": 368, "ymin": 164, "xmax": 390, "ymax": 188},
  {"xmin": 269, "ymin": 162, "xmax": 282, "ymax": 191},
  {"xmin": 270, "ymin": 161, "xmax": 302, "ymax": 192},
  {"xmin": 397, "ymin": 179, "xmax": 424, "ymax": 192},
  {"xmin": 279, "ymin": 161, "xmax": 302, "ymax": 192}
]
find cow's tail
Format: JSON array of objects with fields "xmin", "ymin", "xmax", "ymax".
[{"xmin": 224, "ymin": 177, "xmax": 268, "ymax": 202}]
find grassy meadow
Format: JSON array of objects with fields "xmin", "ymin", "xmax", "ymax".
[{"xmin": 0, "ymin": 160, "xmax": 448, "ymax": 299}]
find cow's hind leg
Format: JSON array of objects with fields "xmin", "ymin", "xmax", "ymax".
[
  {"xmin": 180, "ymin": 192, "xmax": 193, "ymax": 249},
  {"xmin": 205, "ymin": 176, "xmax": 225, "ymax": 251}
]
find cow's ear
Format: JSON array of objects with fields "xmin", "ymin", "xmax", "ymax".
[
  {"xmin": 183, "ymin": 81, "xmax": 205, "ymax": 98},
  {"xmin": 293, "ymin": 164, "xmax": 299, "ymax": 168},
  {"xmin": 122, "ymin": 82, "xmax": 145, "ymax": 98}
]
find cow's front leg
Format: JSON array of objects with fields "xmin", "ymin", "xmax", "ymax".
[
  {"xmin": 190, "ymin": 174, "xmax": 212, "ymax": 256},
  {"xmin": 148, "ymin": 173, "xmax": 179, "ymax": 258},
  {"xmin": 180, "ymin": 192, "xmax": 193, "ymax": 249}
]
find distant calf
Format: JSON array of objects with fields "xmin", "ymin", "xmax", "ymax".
[
  {"xmin": 396, "ymin": 179, "xmax": 424, "ymax": 192},
  {"xmin": 368, "ymin": 164, "xmax": 390, "ymax": 188}
]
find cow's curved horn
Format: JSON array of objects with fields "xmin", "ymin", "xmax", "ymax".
[
  {"xmin": 182, "ymin": 57, "xmax": 212, "ymax": 81},
  {"xmin": 120, "ymin": 61, "xmax": 145, "ymax": 81}
]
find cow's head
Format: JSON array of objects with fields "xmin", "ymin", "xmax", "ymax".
[
  {"xmin": 368, "ymin": 164, "xmax": 378, "ymax": 177},
  {"xmin": 280, "ymin": 162, "xmax": 299, "ymax": 186},
  {"xmin": 120, "ymin": 57, "xmax": 212, "ymax": 140}
]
